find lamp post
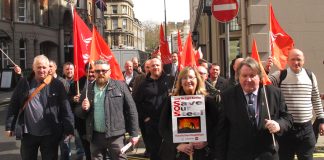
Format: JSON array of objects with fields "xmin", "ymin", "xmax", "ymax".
[{"xmin": 203, "ymin": 0, "xmax": 212, "ymax": 62}]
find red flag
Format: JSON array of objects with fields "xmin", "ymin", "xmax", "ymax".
[
  {"xmin": 194, "ymin": 49, "xmax": 201, "ymax": 66},
  {"xmin": 177, "ymin": 30, "xmax": 183, "ymax": 70},
  {"xmin": 177, "ymin": 30, "xmax": 183, "ymax": 53},
  {"xmin": 179, "ymin": 32, "xmax": 196, "ymax": 70},
  {"xmin": 269, "ymin": 3, "xmax": 294, "ymax": 70},
  {"xmin": 251, "ymin": 39, "xmax": 272, "ymax": 85},
  {"xmin": 73, "ymin": 9, "xmax": 92, "ymax": 81},
  {"xmin": 159, "ymin": 24, "xmax": 172, "ymax": 64},
  {"xmin": 90, "ymin": 27, "xmax": 124, "ymax": 80}
]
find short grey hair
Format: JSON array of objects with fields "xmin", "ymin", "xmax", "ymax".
[
  {"xmin": 94, "ymin": 59, "xmax": 110, "ymax": 66},
  {"xmin": 33, "ymin": 55, "xmax": 49, "ymax": 67}
]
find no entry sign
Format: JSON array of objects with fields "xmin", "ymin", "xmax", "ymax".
[{"xmin": 211, "ymin": 0, "xmax": 239, "ymax": 23}]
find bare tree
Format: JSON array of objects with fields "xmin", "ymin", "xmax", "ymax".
[{"xmin": 143, "ymin": 21, "xmax": 160, "ymax": 53}]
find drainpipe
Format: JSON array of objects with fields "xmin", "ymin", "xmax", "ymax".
[{"xmin": 240, "ymin": 0, "xmax": 247, "ymax": 57}]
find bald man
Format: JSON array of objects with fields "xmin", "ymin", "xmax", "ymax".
[{"xmin": 268, "ymin": 49, "xmax": 324, "ymax": 160}]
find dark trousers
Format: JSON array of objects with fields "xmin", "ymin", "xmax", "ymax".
[
  {"xmin": 75, "ymin": 117, "xmax": 91, "ymax": 160},
  {"xmin": 21, "ymin": 133, "xmax": 61, "ymax": 160},
  {"xmin": 279, "ymin": 121, "xmax": 316, "ymax": 160},
  {"xmin": 145, "ymin": 121, "xmax": 162, "ymax": 160},
  {"xmin": 90, "ymin": 132, "xmax": 126, "ymax": 160},
  {"xmin": 139, "ymin": 117, "xmax": 150, "ymax": 155}
]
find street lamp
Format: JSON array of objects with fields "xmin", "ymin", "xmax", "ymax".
[
  {"xmin": 192, "ymin": 31, "xmax": 199, "ymax": 49},
  {"xmin": 203, "ymin": 0, "xmax": 212, "ymax": 62}
]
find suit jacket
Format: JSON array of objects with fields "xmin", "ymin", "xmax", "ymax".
[
  {"xmin": 214, "ymin": 85, "xmax": 293, "ymax": 160},
  {"xmin": 123, "ymin": 71, "xmax": 138, "ymax": 90},
  {"xmin": 208, "ymin": 77, "xmax": 228, "ymax": 92}
]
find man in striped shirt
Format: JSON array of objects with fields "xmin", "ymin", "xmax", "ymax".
[{"xmin": 268, "ymin": 48, "xmax": 324, "ymax": 160}]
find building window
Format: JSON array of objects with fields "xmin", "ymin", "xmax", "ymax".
[
  {"xmin": 122, "ymin": 5, "xmax": 127, "ymax": 14},
  {"xmin": 76, "ymin": 0, "xmax": 80, "ymax": 8},
  {"xmin": 229, "ymin": 17, "xmax": 241, "ymax": 31},
  {"xmin": 0, "ymin": 41, "xmax": 9, "ymax": 69},
  {"xmin": 112, "ymin": 5, "xmax": 117, "ymax": 14},
  {"xmin": 123, "ymin": 35, "xmax": 127, "ymax": 45},
  {"xmin": 112, "ymin": 19, "xmax": 118, "ymax": 30},
  {"xmin": 19, "ymin": 39, "xmax": 26, "ymax": 69},
  {"xmin": 122, "ymin": 19, "xmax": 127, "ymax": 30},
  {"xmin": 18, "ymin": 0, "xmax": 26, "ymax": 22}
]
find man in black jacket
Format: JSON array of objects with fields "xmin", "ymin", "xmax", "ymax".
[
  {"xmin": 214, "ymin": 57, "xmax": 293, "ymax": 160},
  {"xmin": 77, "ymin": 59, "xmax": 139, "ymax": 160},
  {"xmin": 208, "ymin": 63, "xmax": 228, "ymax": 92},
  {"xmin": 5, "ymin": 55, "xmax": 74, "ymax": 160},
  {"xmin": 133, "ymin": 58, "xmax": 173, "ymax": 160}
]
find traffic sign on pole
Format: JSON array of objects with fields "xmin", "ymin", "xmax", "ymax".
[{"xmin": 211, "ymin": 0, "xmax": 239, "ymax": 23}]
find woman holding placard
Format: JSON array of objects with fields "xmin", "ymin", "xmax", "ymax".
[{"xmin": 159, "ymin": 67, "xmax": 221, "ymax": 160}]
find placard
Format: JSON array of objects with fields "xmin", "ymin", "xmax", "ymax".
[
  {"xmin": 171, "ymin": 95, "xmax": 206, "ymax": 143},
  {"xmin": 1, "ymin": 70, "xmax": 13, "ymax": 89}
]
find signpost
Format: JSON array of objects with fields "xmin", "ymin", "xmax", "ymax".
[{"xmin": 211, "ymin": 0, "xmax": 239, "ymax": 78}]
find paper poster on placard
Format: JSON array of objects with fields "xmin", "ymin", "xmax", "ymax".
[
  {"xmin": 1, "ymin": 71, "xmax": 12, "ymax": 88},
  {"xmin": 171, "ymin": 95, "xmax": 206, "ymax": 143}
]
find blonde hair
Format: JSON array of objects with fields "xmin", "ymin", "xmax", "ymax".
[{"xmin": 172, "ymin": 67, "xmax": 207, "ymax": 96}]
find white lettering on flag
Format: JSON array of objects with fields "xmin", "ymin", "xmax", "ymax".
[{"xmin": 213, "ymin": 4, "xmax": 236, "ymax": 11}]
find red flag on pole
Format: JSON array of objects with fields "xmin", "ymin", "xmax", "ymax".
[
  {"xmin": 177, "ymin": 30, "xmax": 183, "ymax": 70},
  {"xmin": 179, "ymin": 32, "xmax": 196, "ymax": 70},
  {"xmin": 177, "ymin": 30, "xmax": 183, "ymax": 53},
  {"xmin": 159, "ymin": 24, "xmax": 172, "ymax": 64},
  {"xmin": 73, "ymin": 9, "xmax": 92, "ymax": 81},
  {"xmin": 251, "ymin": 39, "xmax": 272, "ymax": 85},
  {"xmin": 90, "ymin": 27, "xmax": 124, "ymax": 80},
  {"xmin": 269, "ymin": 3, "xmax": 294, "ymax": 70}
]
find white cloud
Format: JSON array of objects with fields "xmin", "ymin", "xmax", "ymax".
[{"xmin": 133, "ymin": 0, "xmax": 189, "ymax": 23}]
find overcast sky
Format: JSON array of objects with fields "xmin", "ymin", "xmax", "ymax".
[{"xmin": 133, "ymin": 0, "xmax": 189, "ymax": 23}]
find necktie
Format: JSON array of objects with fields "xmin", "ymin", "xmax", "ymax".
[{"xmin": 247, "ymin": 93, "xmax": 256, "ymax": 123}]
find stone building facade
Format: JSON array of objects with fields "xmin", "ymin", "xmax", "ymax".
[{"xmin": 190, "ymin": 0, "xmax": 324, "ymax": 91}]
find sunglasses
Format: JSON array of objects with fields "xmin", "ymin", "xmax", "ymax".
[{"xmin": 94, "ymin": 69, "xmax": 110, "ymax": 74}]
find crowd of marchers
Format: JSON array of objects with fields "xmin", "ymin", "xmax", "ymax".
[{"xmin": 4, "ymin": 48, "xmax": 324, "ymax": 160}]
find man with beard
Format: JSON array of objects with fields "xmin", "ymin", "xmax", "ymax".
[
  {"xmin": 133, "ymin": 58, "xmax": 173, "ymax": 160},
  {"xmin": 77, "ymin": 59, "xmax": 139, "ymax": 160}
]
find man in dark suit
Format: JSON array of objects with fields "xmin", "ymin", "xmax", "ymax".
[
  {"xmin": 208, "ymin": 63, "xmax": 228, "ymax": 92},
  {"xmin": 214, "ymin": 57, "xmax": 293, "ymax": 160},
  {"xmin": 123, "ymin": 60, "xmax": 138, "ymax": 92}
]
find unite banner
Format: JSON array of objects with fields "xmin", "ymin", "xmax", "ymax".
[{"xmin": 171, "ymin": 95, "xmax": 207, "ymax": 143}]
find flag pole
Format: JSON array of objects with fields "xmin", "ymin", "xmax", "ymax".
[
  {"xmin": 262, "ymin": 86, "xmax": 277, "ymax": 148},
  {"xmin": 164, "ymin": 0, "xmax": 167, "ymax": 41},
  {"xmin": 0, "ymin": 48, "xmax": 17, "ymax": 66},
  {"xmin": 69, "ymin": 0, "xmax": 80, "ymax": 95}
]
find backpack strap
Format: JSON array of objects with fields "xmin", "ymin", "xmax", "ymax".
[
  {"xmin": 279, "ymin": 68, "xmax": 313, "ymax": 87},
  {"xmin": 304, "ymin": 69, "xmax": 313, "ymax": 85},
  {"xmin": 279, "ymin": 69, "xmax": 287, "ymax": 87}
]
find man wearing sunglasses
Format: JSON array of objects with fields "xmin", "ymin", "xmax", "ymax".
[{"xmin": 76, "ymin": 59, "xmax": 139, "ymax": 160}]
